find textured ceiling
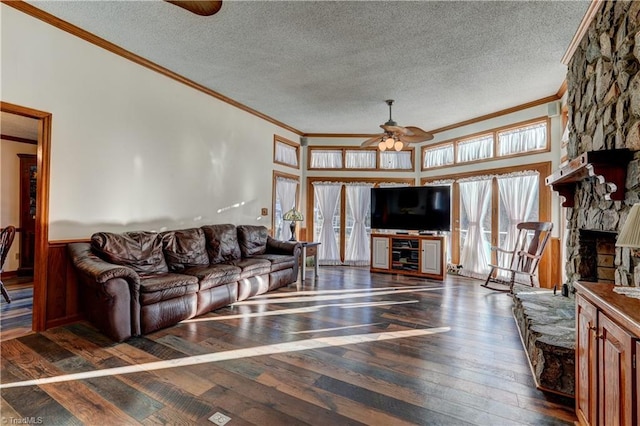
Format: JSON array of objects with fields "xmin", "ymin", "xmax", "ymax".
[
  {"xmin": 1, "ymin": 112, "xmax": 39, "ymax": 140},
  {"xmin": 24, "ymin": 0, "xmax": 590, "ymax": 135}
]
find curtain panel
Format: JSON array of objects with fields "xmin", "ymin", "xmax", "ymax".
[
  {"xmin": 457, "ymin": 135, "xmax": 493, "ymax": 163},
  {"xmin": 310, "ymin": 150, "xmax": 343, "ymax": 168},
  {"xmin": 274, "ymin": 141, "xmax": 298, "ymax": 167},
  {"xmin": 458, "ymin": 178, "xmax": 492, "ymax": 279},
  {"xmin": 423, "ymin": 144, "xmax": 454, "ymax": 169},
  {"xmin": 380, "ymin": 151, "xmax": 412, "ymax": 169},
  {"xmin": 312, "ymin": 182, "xmax": 343, "ymax": 265},
  {"xmin": 345, "ymin": 150, "xmax": 376, "ymax": 169},
  {"xmin": 345, "ymin": 183, "xmax": 374, "ymax": 266},
  {"xmin": 275, "ymin": 177, "xmax": 298, "ymax": 240},
  {"xmin": 498, "ymin": 123, "xmax": 546, "ymax": 156}
]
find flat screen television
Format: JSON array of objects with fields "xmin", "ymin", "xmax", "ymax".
[{"xmin": 370, "ymin": 186, "xmax": 451, "ymax": 232}]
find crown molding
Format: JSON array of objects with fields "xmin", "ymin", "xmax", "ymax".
[
  {"xmin": 2, "ymin": 0, "xmax": 304, "ymax": 136},
  {"xmin": 561, "ymin": 0, "xmax": 602, "ymax": 65}
]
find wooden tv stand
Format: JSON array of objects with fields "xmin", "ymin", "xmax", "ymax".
[{"xmin": 370, "ymin": 233, "xmax": 446, "ymax": 280}]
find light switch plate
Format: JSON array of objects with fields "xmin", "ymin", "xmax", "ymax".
[{"xmin": 261, "ymin": 208, "xmax": 268, "ymax": 216}]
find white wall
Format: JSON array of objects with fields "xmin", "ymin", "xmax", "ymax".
[
  {"xmin": 0, "ymin": 140, "xmax": 37, "ymax": 272},
  {"xmin": 1, "ymin": 6, "xmax": 299, "ymax": 240}
]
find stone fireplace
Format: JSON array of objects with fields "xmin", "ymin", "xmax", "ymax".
[{"xmin": 563, "ymin": 1, "xmax": 640, "ymax": 290}]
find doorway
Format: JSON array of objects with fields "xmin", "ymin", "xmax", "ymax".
[{"xmin": 0, "ymin": 102, "xmax": 52, "ymax": 337}]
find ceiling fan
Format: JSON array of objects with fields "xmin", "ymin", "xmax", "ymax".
[
  {"xmin": 165, "ymin": 1, "xmax": 223, "ymax": 16},
  {"xmin": 360, "ymin": 100, "xmax": 434, "ymax": 151}
]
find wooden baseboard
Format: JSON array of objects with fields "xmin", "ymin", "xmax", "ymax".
[{"xmin": 0, "ymin": 270, "xmax": 18, "ymax": 280}]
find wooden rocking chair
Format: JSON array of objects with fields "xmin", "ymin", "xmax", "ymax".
[
  {"xmin": 0, "ymin": 226, "xmax": 17, "ymax": 303},
  {"xmin": 481, "ymin": 221, "xmax": 553, "ymax": 292}
]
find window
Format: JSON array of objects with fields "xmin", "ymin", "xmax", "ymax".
[
  {"xmin": 272, "ymin": 172, "xmax": 299, "ymax": 240},
  {"xmin": 345, "ymin": 150, "xmax": 376, "ymax": 169},
  {"xmin": 423, "ymin": 143, "xmax": 454, "ymax": 169},
  {"xmin": 310, "ymin": 149, "xmax": 343, "ymax": 169},
  {"xmin": 379, "ymin": 151, "xmax": 412, "ymax": 169},
  {"xmin": 421, "ymin": 117, "xmax": 549, "ymax": 171},
  {"xmin": 273, "ymin": 135, "xmax": 299, "ymax": 169},
  {"xmin": 457, "ymin": 134, "xmax": 493, "ymax": 163},
  {"xmin": 308, "ymin": 146, "xmax": 415, "ymax": 171}
]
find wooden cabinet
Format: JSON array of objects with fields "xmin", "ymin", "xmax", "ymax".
[
  {"xmin": 370, "ymin": 234, "xmax": 445, "ymax": 280},
  {"xmin": 18, "ymin": 154, "xmax": 36, "ymax": 276},
  {"xmin": 574, "ymin": 282, "xmax": 639, "ymax": 426}
]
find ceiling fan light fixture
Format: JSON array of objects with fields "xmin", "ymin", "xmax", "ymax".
[
  {"xmin": 385, "ymin": 137, "xmax": 395, "ymax": 149},
  {"xmin": 378, "ymin": 141, "xmax": 387, "ymax": 151},
  {"xmin": 394, "ymin": 141, "xmax": 403, "ymax": 151}
]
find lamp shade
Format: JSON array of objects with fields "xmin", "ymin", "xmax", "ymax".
[
  {"xmin": 616, "ymin": 204, "xmax": 640, "ymax": 248},
  {"xmin": 283, "ymin": 208, "xmax": 304, "ymax": 222}
]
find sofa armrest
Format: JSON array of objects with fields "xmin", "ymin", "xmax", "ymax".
[
  {"xmin": 266, "ymin": 237, "xmax": 301, "ymax": 256},
  {"xmin": 68, "ymin": 243, "xmax": 140, "ymax": 286},
  {"xmin": 68, "ymin": 242, "xmax": 141, "ymax": 340}
]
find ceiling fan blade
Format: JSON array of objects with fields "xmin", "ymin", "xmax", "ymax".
[
  {"xmin": 380, "ymin": 124, "xmax": 408, "ymax": 135},
  {"xmin": 165, "ymin": 1, "xmax": 223, "ymax": 16},
  {"xmin": 361, "ymin": 134, "xmax": 384, "ymax": 147},
  {"xmin": 402, "ymin": 126, "xmax": 434, "ymax": 142},
  {"xmin": 399, "ymin": 133, "xmax": 435, "ymax": 144}
]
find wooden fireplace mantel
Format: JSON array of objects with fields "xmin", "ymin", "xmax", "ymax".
[{"xmin": 545, "ymin": 149, "xmax": 633, "ymax": 207}]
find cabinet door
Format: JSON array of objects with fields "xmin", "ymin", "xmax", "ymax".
[
  {"xmin": 598, "ymin": 312, "xmax": 634, "ymax": 426},
  {"xmin": 576, "ymin": 295, "xmax": 598, "ymax": 426},
  {"xmin": 420, "ymin": 239, "xmax": 441, "ymax": 275},
  {"xmin": 371, "ymin": 237, "xmax": 389, "ymax": 269}
]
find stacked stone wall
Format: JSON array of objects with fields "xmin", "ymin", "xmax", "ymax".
[{"xmin": 565, "ymin": 1, "xmax": 640, "ymax": 288}]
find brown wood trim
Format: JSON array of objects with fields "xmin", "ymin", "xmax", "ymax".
[
  {"xmin": 46, "ymin": 314, "xmax": 83, "ymax": 330},
  {"xmin": 556, "ymin": 80, "xmax": 568, "ymax": 99},
  {"xmin": 561, "ymin": 1, "xmax": 603, "ymax": 65},
  {"xmin": 0, "ymin": 270, "xmax": 18, "ymax": 280},
  {"xmin": 1, "ymin": 101, "xmax": 52, "ymax": 332},
  {"xmin": 3, "ymin": 0, "xmax": 303, "ymax": 136},
  {"xmin": 302, "ymin": 133, "xmax": 379, "ymax": 138},
  {"xmin": 1, "ymin": 134, "xmax": 38, "ymax": 144},
  {"xmin": 273, "ymin": 135, "xmax": 301, "ymax": 170},
  {"xmin": 427, "ymin": 96, "xmax": 558, "ymax": 136}
]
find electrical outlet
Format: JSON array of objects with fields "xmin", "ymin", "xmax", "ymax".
[
  {"xmin": 208, "ymin": 412, "xmax": 231, "ymax": 426},
  {"xmin": 261, "ymin": 208, "xmax": 268, "ymax": 216},
  {"xmin": 15, "ymin": 253, "xmax": 19, "ymax": 260}
]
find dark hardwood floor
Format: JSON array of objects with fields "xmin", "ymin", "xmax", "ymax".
[
  {"xmin": 0, "ymin": 276, "xmax": 33, "ymax": 341},
  {"xmin": 0, "ymin": 267, "xmax": 576, "ymax": 425}
]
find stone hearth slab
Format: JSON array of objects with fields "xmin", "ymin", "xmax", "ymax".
[{"xmin": 511, "ymin": 285, "xmax": 575, "ymax": 397}]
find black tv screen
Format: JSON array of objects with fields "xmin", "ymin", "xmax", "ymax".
[{"xmin": 371, "ymin": 186, "xmax": 451, "ymax": 232}]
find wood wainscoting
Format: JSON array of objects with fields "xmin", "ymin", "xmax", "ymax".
[{"xmin": 44, "ymin": 240, "xmax": 86, "ymax": 329}]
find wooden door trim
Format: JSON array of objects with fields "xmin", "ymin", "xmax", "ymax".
[{"xmin": 1, "ymin": 101, "xmax": 52, "ymax": 332}]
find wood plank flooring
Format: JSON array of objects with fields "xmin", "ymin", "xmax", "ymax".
[
  {"xmin": 0, "ymin": 267, "xmax": 576, "ymax": 425},
  {"xmin": 0, "ymin": 277, "xmax": 33, "ymax": 341}
]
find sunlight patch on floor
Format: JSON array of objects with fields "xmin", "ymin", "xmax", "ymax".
[{"xmin": 0, "ymin": 327, "xmax": 451, "ymax": 389}]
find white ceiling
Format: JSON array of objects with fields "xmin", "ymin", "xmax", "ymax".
[{"xmin": 24, "ymin": 0, "xmax": 590, "ymax": 135}]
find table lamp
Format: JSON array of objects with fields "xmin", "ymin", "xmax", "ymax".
[
  {"xmin": 616, "ymin": 203, "xmax": 640, "ymax": 286},
  {"xmin": 283, "ymin": 208, "xmax": 304, "ymax": 241}
]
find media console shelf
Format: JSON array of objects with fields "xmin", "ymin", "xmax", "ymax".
[
  {"xmin": 370, "ymin": 233, "xmax": 446, "ymax": 280},
  {"xmin": 545, "ymin": 149, "xmax": 632, "ymax": 207}
]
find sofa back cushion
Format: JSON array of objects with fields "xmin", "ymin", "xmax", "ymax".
[
  {"xmin": 91, "ymin": 231, "xmax": 168, "ymax": 275},
  {"xmin": 161, "ymin": 228, "xmax": 209, "ymax": 272},
  {"xmin": 201, "ymin": 224, "xmax": 241, "ymax": 264},
  {"xmin": 237, "ymin": 225, "xmax": 269, "ymax": 257}
]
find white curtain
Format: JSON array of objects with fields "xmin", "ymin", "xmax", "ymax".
[
  {"xmin": 380, "ymin": 151, "xmax": 412, "ymax": 169},
  {"xmin": 345, "ymin": 150, "xmax": 376, "ymax": 169},
  {"xmin": 496, "ymin": 172, "xmax": 539, "ymax": 279},
  {"xmin": 457, "ymin": 135, "xmax": 494, "ymax": 163},
  {"xmin": 310, "ymin": 150, "xmax": 342, "ymax": 168},
  {"xmin": 275, "ymin": 177, "xmax": 298, "ymax": 240},
  {"xmin": 345, "ymin": 183, "xmax": 373, "ymax": 266},
  {"xmin": 423, "ymin": 144, "xmax": 454, "ymax": 169},
  {"xmin": 498, "ymin": 123, "xmax": 546, "ymax": 156},
  {"xmin": 274, "ymin": 141, "xmax": 298, "ymax": 167},
  {"xmin": 459, "ymin": 178, "xmax": 492, "ymax": 279},
  {"xmin": 313, "ymin": 182, "xmax": 342, "ymax": 265}
]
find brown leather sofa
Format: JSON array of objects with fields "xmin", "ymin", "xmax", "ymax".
[{"xmin": 68, "ymin": 224, "xmax": 301, "ymax": 342}]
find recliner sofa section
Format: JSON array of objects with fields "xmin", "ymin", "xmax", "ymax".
[{"xmin": 68, "ymin": 224, "xmax": 301, "ymax": 342}]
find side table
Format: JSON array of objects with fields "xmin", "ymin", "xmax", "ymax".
[{"xmin": 299, "ymin": 241, "xmax": 320, "ymax": 281}]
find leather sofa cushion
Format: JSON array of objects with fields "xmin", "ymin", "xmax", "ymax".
[
  {"xmin": 161, "ymin": 228, "xmax": 209, "ymax": 272},
  {"xmin": 139, "ymin": 273, "xmax": 198, "ymax": 305},
  {"xmin": 202, "ymin": 224, "xmax": 241, "ymax": 264},
  {"xmin": 91, "ymin": 231, "xmax": 168, "ymax": 275},
  {"xmin": 252, "ymin": 253, "xmax": 296, "ymax": 272},
  {"xmin": 183, "ymin": 264, "xmax": 241, "ymax": 291},
  {"xmin": 223, "ymin": 258, "xmax": 272, "ymax": 279},
  {"xmin": 237, "ymin": 225, "xmax": 268, "ymax": 257}
]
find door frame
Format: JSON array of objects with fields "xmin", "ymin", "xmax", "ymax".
[{"xmin": 1, "ymin": 101, "xmax": 52, "ymax": 331}]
